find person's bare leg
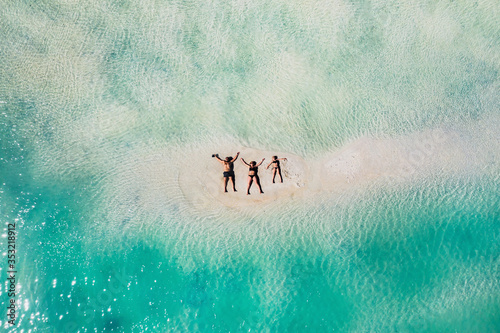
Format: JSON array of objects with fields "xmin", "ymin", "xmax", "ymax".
[
  {"xmin": 278, "ymin": 169, "xmax": 283, "ymax": 183},
  {"xmin": 230, "ymin": 176, "xmax": 237, "ymax": 192},
  {"xmin": 255, "ymin": 176, "xmax": 264, "ymax": 193},
  {"xmin": 224, "ymin": 177, "xmax": 229, "ymax": 192},
  {"xmin": 247, "ymin": 177, "xmax": 253, "ymax": 195},
  {"xmin": 272, "ymin": 169, "xmax": 277, "ymax": 183}
]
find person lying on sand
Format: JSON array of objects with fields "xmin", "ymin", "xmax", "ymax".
[
  {"xmin": 213, "ymin": 152, "xmax": 239, "ymax": 192},
  {"xmin": 266, "ymin": 155, "xmax": 287, "ymax": 183},
  {"xmin": 241, "ymin": 158, "xmax": 265, "ymax": 195}
]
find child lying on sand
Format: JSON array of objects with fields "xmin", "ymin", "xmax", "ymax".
[{"xmin": 266, "ymin": 155, "xmax": 287, "ymax": 183}]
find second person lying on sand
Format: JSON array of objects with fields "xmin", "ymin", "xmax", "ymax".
[{"xmin": 241, "ymin": 158, "xmax": 265, "ymax": 195}]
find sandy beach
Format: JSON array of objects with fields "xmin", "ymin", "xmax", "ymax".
[{"xmin": 175, "ymin": 116, "xmax": 498, "ymax": 216}]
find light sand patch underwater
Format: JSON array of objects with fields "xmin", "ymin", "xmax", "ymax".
[{"xmin": 84, "ymin": 115, "xmax": 499, "ymax": 236}]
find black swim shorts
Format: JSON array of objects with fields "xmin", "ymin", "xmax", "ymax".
[{"xmin": 223, "ymin": 171, "xmax": 235, "ymax": 178}]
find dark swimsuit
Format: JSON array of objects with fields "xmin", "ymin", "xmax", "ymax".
[
  {"xmin": 249, "ymin": 166, "xmax": 258, "ymax": 178},
  {"xmin": 223, "ymin": 171, "xmax": 234, "ymax": 178},
  {"xmin": 272, "ymin": 160, "xmax": 280, "ymax": 169}
]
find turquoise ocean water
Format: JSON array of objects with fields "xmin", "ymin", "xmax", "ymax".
[{"xmin": 1, "ymin": 0, "xmax": 499, "ymax": 332}]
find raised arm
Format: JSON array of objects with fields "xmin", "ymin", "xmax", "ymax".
[
  {"xmin": 230, "ymin": 152, "xmax": 240, "ymax": 163},
  {"xmin": 278, "ymin": 157, "xmax": 287, "ymax": 161},
  {"xmin": 256, "ymin": 158, "xmax": 265, "ymax": 167},
  {"xmin": 241, "ymin": 158, "xmax": 250, "ymax": 166},
  {"xmin": 214, "ymin": 154, "xmax": 224, "ymax": 163}
]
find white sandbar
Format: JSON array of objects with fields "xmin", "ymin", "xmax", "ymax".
[{"xmin": 178, "ymin": 147, "xmax": 308, "ymax": 211}]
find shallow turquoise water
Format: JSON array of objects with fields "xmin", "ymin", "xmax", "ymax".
[{"xmin": 1, "ymin": 0, "xmax": 499, "ymax": 332}]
